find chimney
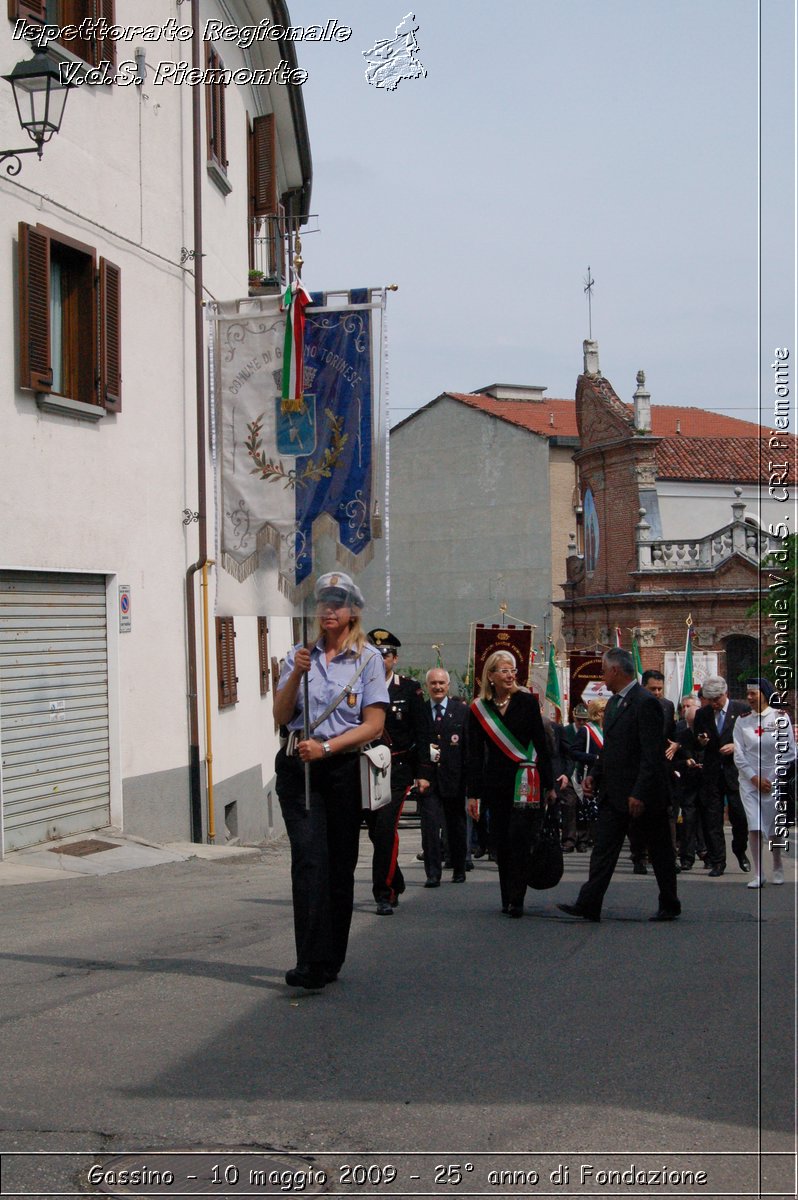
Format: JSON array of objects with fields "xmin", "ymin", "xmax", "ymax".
[
  {"xmin": 583, "ymin": 340, "xmax": 600, "ymax": 375},
  {"xmin": 633, "ymin": 369, "xmax": 651, "ymax": 433},
  {"xmin": 476, "ymin": 384, "xmax": 547, "ymax": 402}
]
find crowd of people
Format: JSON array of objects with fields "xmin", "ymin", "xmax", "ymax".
[{"xmin": 273, "ymin": 573, "xmax": 796, "ymax": 989}]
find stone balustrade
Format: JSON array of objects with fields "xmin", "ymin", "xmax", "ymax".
[{"xmin": 637, "ymin": 516, "xmax": 770, "ymax": 572}]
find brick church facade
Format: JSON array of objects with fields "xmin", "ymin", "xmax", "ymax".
[{"xmin": 556, "ymin": 342, "xmax": 783, "ymax": 699}]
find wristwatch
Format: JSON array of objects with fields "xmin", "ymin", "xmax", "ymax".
[{"xmin": 322, "ymin": 740, "xmax": 332, "ymax": 757}]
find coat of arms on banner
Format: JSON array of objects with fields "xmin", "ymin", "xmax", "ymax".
[{"xmin": 216, "ymin": 289, "xmax": 378, "ymax": 601}]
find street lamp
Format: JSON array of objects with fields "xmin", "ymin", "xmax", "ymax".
[{"xmin": 2, "ymin": 47, "xmax": 72, "ymax": 176}]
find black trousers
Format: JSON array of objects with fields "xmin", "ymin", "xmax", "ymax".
[
  {"xmin": 576, "ymin": 801, "xmax": 680, "ymax": 918},
  {"xmin": 676, "ymin": 779, "xmax": 702, "ymax": 864},
  {"xmin": 365, "ymin": 785, "xmax": 406, "ymax": 903},
  {"xmin": 419, "ymin": 788, "xmax": 467, "ymax": 880},
  {"xmin": 276, "ymin": 748, "xmax": 362, "ymax": 971},
  {"xmin": 488, "ymin": 794, "xmax": 543, "ymax": 909},
  {"xmin": 700, "ymin": 774, "xmax": 748, "ymax": 867}
]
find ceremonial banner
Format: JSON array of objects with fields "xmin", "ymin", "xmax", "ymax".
[
  {"xmin": 215, "ymin": 289, "xmax": 377, "ymax": 602},
  {"xmin": 473, "ymin": 624, "xmax": 533, "ymax": 698},
  {"xmin": 567, "ymin": 651, "xmax": 604, "ymax": 719}
]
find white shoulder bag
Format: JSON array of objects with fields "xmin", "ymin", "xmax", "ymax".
[{"xmin": 360, "ymin": 743, "xmax": 393, "ymax": 811}]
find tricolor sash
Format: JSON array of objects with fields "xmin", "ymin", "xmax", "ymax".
[
  {"xmin": 586, "ymin": 722, "xmax": 604, "ymax": 751},
  {"xmin": 471, "ymin": 698, "xmax": 540, "ymax": 806}
]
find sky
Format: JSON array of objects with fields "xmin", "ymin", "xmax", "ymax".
[{"xmin": 293, "ymin": 0, "xmax": 794, "ymax": 429}]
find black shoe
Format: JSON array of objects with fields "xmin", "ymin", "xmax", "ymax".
[
  {"xmin": 680, "ymin": 860, "xmax": 693, "ymax": 871},
  {"xmin": 649, "ymin": 909, "xmax": 681, "ymax": 922},
  {"xmin": 376, "ymin": 900, "xmax": 394, "ymax": 914},
  {"xmin": 633, "ymin": 861, "xmax": 648, "ymax": 875},
  {"xmin": 736, "ymin": 853, "xmax": 751, "ymax": 873},
  {"xmin": 452, "ymin": 872, "xmax": 466, "ymax": 883},
  {"xmin": 674, "ymin": 861, "xmax": 682, "ymax": 874},
  {"xmin": 415, "ymin": 851, "xmax": 425, "ymax": 861},
  {"xmin": 557, "ymin": 902, "xmax": 601, "ymax": 922},
  {"xmin": 506, "ymin": 903, "xmax": 524, "ymax": 918},
  {"xmin": 708, "ymin": 864, "xmax": 725, "ymax": 877},
  {"xmin": 562, "ymin": 842, "xmax": 576, "ymax": 853},
  {"xmin": 323, "ymin": 966, "xmax": 340, "ymax": 983},
  {"xmin": 473, "ymin": 848, "xmax": 487, "ymax": 859},
  {"xmin": 465, "ymin": 860, "xmax": 474, "ymax": 871},
  {"xmin": 285, "ymin": 966, "xmax": 327, "ymax": 989},
  {"xmin": 424, "ymin": 879, "xmax": 440, "ymax": 888}
]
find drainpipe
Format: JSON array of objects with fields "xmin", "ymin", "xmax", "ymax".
[{"xmin": 185, "ymin": 0, "xmax": 207, "ymax": 842}]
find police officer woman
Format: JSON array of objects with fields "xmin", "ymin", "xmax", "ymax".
[{"xmin": 274, "ymin": 573, "xmax": 389, "ymax": 990}]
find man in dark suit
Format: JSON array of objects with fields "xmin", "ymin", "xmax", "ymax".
[
  {"xmin": 416, "ymin": 667, "xmax": 468, "ymax": 885},
  {"xmin": 558, "ymin": 647, "xmax": 680, "ymax": 922},
  {"xmin": 692, "ymin": 675, "xmax": 750, "ymax": 877}
]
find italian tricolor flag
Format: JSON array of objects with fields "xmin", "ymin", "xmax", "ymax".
[{"xmin": 281, "ymin": 281, "xmax": 311, "ymax": 411}]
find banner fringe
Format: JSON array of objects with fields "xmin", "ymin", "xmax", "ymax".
[
  {"xmin": 336, "ymin": 540, "xmax": 374, "ymax": 574},
  {"xmin": 221, "ymin": 551, "xmax": 258, "ymax": 581}
]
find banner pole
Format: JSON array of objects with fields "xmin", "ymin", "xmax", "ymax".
[{"xmin": 301, "ymin": 597, "xmax": 311, "ymax": 813}]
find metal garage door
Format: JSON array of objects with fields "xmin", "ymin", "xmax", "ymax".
[{"xmin": 0, "ymin": 572, "xmax": 111, "ymax": 853}]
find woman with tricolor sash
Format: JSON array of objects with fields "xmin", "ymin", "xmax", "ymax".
[{"xmin": 466, "ymin": 651, "xmax": 556, "ymax": 917}]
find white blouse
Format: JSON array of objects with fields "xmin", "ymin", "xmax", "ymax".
[{"xmin": 733, "ymin": 707, "xmax": 796, "ymax": 785}]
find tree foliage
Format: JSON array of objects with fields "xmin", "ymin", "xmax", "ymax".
[{"xmin": 749, "ymin": 533, "xmax": 796, "ymax": 677}]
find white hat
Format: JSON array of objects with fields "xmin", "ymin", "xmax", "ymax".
[{"xmin": 314, "ymin": 572, "xmax": 364, "ymax": 609}]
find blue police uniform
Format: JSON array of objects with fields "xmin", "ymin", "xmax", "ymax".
[{"xmin": 275, "ymin": 640, "xmax": 388, "ymax": 980}]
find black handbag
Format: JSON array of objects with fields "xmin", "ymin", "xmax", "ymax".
[{"xmin": 527, "ymin": 806, "xmax": 564, "ymax": 890}]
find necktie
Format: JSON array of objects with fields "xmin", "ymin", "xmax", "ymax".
[
  {"xmin": 716, "ymin": 709, "xmax": 724, "ymax": 733},
  {"xmin": 434, "ymin": 703, "xmax": 443, "ymax": 724},
  {"xmin": 605, "ymin": 694, "xmax": 620, "ymax": 723}
]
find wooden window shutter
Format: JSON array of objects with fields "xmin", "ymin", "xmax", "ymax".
[
  {"xmin": 94, "ymin": 0, "xmax": 117, "ymax": 66},
  {"xmin": 98, "ymin": 257, "xmax": 121, "ymax": 411},
  {"xmin": 251, "ymin": 114, "xmax": 277, "ymax": 217},
  {"xmin": 205, "ymin": 44, "xmax": 227, "ymax": 170},
  {"xmin": 17, "ymin": 222, "xmax": 52, "ymax": 393},
  {"xmin": 216, "ymin": 616, "xmax": 238, "ymax": 708},
  {"xmin": 257, "ymin": 618, "xmax": 270, "ymax": 696},
  {"xmin": 9, "ymin": 0, "xmax": 47, "ymax": 21}
]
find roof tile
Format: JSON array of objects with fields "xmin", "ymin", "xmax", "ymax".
[{"xmin": 442, "ymin": 392, "xmax": 794, "ymax": 483}]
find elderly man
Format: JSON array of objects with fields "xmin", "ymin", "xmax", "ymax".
[
  {"xmin": 416, "ymin": 667, "xmax": 469, "ymax": 885},
  {"xmin": 558, "ymin": 647, "xmax": 680, "ymax": 922},
  {"xmin": 692, "ymin": 675, "xmax": 750, "ymax": 877}
]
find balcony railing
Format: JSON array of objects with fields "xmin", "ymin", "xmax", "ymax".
[
  {"xmin": 249, "ymin": 211, "xmax": 287, "ymax": 289},
  {"xmin": 636, "ymin": 494, "xmax": 771, "ymax": 571}
]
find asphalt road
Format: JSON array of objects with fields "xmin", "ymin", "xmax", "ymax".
[{"xmin": 0, "ymin": 829, "xmax": 794, "ymax": 1199}]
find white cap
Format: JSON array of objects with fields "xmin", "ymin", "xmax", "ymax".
[{"xmin": 314, "ymin": 571, "xmax": 364, "ymax": 609}]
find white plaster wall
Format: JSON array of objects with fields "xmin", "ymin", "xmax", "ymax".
[
  {"xmin": 656, "ymin": 481, "xmax": 786, "ymax": 538},
  {"xmin": 0, "ymin": 0, "xmax": 306, "ymax": 841}
]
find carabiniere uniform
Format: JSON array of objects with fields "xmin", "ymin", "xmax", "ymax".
[{"xmin": 365, "ymin": 629, "xmax": 424, "ymax": 908}]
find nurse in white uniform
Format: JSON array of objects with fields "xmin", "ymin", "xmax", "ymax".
[{"xmin": 733, "ymin": 678, "xmax": 796, "ymax": 888}]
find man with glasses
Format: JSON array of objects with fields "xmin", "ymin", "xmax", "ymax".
[{"xmin": 366, "ymin": 629, "xmax": 425, "ymax": 915}]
